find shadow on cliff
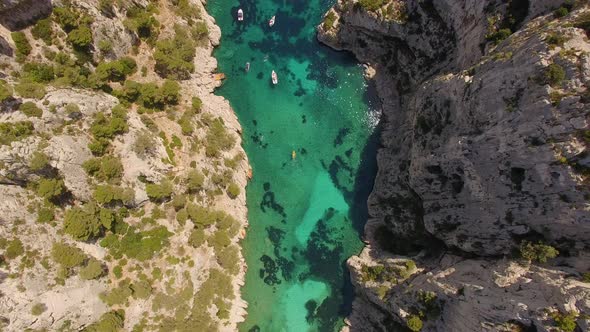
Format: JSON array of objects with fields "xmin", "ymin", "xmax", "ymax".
[{"xmin": 0, "ymin": 0, "xmax": 52, "ymax": 31}]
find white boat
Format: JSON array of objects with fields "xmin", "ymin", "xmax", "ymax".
[
  {"xmin": 237, "ymin": 9, "xmax": 244, "ymax": 21},
  {"xmin": 271, "ymin": 70, "xmax": 278, "ymax": 85},
  {"xmin": 245, "ymin": 62, "xmax": 250, "ymax": 72},
  {"xmin": 269, "ymin": 15, "xmax": 275, "ymax": 27}
]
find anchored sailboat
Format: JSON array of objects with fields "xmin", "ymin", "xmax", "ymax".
[
  {"xmin": 269, "ymin": 15, "xmax": 275, "ymax": 27},
  {"xmin": 271, "ymin": 70, "xmax": 278, "ymax": 85},
  {"xmin": 237, "ymin": 9, "xmax": 244, "ymax": 21}
]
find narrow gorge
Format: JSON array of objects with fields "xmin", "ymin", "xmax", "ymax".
[{"xmin": 318, "ymin": 0, "xmax": 590, "ymax": 331}]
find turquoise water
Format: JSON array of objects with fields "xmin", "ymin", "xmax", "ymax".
[{"xmin": 208, "ymin": 0, "xmax": 380, "ymax": 331}]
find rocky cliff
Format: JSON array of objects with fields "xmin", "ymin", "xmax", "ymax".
[
  {"xmin": 0, "ymin": 0, "xmax": 249, "ymax": 330},
  {"xmin": 319, "ymin": 0, "xmax": 590, "ymax": 331}
]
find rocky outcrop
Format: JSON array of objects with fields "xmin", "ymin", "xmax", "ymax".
[
  {"xmin": 0, "ymin": 0, "xmax": 52, "ymax": 30},
  {"xmin": 320, "ymin": 0, "xmax": 590, "ymax": 331}
]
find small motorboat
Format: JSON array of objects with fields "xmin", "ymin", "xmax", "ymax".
[
  {"xmin": 292, "ymin": 150, "xmax": 296, "ymax": 159},
  {"xmin": 269, "ymin": 15, "xmax": 275, "ymax": 27},
  {"xmin": 271, "ymin": 70, "xmax": 278, "ymax": 85},
  {"xmin": 245, "ymin": 62, "xmax": 250, "ymax": 72},
  {"xmin": 237, "ymin": 9, "xmax": 244, "ymax": 21}
]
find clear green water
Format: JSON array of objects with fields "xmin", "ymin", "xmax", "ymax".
[{"xmin": 208, "ymin": 1, "xmax": 380, "ymax": 331}]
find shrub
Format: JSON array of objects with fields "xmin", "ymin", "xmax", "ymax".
[
  {"xmin": 51, "ymin": 242, "xmax": 87, "ymax": 269},
  {"xmin": 94, "ymin": 185, "xmax": 134, "ymax": 205},
  {"xmin": 544, "ymin": 63, "xmax": 565, "ymax": 87},
  {"xmin": 407, "ymin": 315, "xmax": 423, "ymax": 332},
  {"xmin": 23, "ymin": 62, "xmax": 55, "ymax": 82},
  {"xmin": 323, "ymin": 12, "xmax": 336, "ymax": 30},
  {"xmin": 210, "ymin": 231, "xmax": 231, "ymax": 251},
  {"xmin": 0, "ymin": 121, "xmax": 34, "ymax": 145},
  {"xmin": 0, "ymin": 81, "xmax": 13, "ymax": 102},
  {"xmin": 192, "ymin": 21, "xmax": 208, "ymax": 43},
  {"xmin": 37, "ymin": 206, "xmax": 55, "ymax": 223},
  {"xmin": 552, "ymin": 311, "xmax": 578, "ymax": 332},
  {"xmin": 153, "ymin": 26, "xmax": 196, "ymax": 79},
  {"xmin": 67, "ymin": 26, "xmax": 93, "ymax": 50},
  {"xmin": 555, "ymin": 7, "xmax": 569, "ymax": 18},
  {"xmin": 188, "ymin": 228, "xmax": 206, "ymax": 248},
  {"xmin": 19, "ymin": 101, "xmax": 43, "ymax": 118},
  {"xmin": 53, "ymin": 7, "xmax": 78, "ymax": 32},
  {"xmin": 11, "ymin": 32, "xmax": 31, "ymax": 61},
  {"xmin": 133, "ymin": 130, "xmax": 157, "ymax": 157},
  {"xmin": 205, "ymin": 118, "xmax": 235, "ymax": 157},
  {"xmin": 519, "ymin": 241, "xmax": 559, "ymax": 263},
  {"xmin": 98, "ymin": 40, "xmax": 113, "ymax": 53},
  {"xmin": 171, "ymin": 194, "xmax": 186, "ymax": 210},
  {"xmin": 91, "ymin": 111, "xmax": 128, "ymax": 140},
  {"xmin": 358, "ymin": 0, "xmax": 384, "ymax": 11},
  {"xmin": 100, "ymin": 226, "xmax": 171, "ymax": 261},
  {"xmin": 186, "ymin": 169, "xmax": 205, "ymax": 192},
  {"xmin": 227, "ymin": 182, "xmax": 240, "ymax": 199},
  {"xmin": 98, "ymin": 0, "xmax": 115, "ymax": 17},
  {"xmin": 15, "ymin": 82, "xmax": 46, "ymax": 99},
  {"xmin": 63, "ymin": 203, "xmax": 110, "ymax": 241},
  {"xmin": 124, "ymin": 10, "xmax": 159, "ymax": 40},
  {"xmin": 574, "ymin": 12, "xmax": 590, "ymax": 34},
  {"xmin": 31, "ymin": 303, "xmax": 47, "ymax": 316},
  {"xmin": 31, "ymin": 18, "xmax": 53, "ymax": 44},
  {"xmin": 83, "ymin": 310, "xmax": 125, "ymax": 331},
  {"xmin": 88, "ymin": 139, "xmax": 110, "ymax": 156},
  {"xmin": 486, "ymin": 28, "xmax": 512, "ymax": 44},
  {"xmin": 79, "ymin": 258, "xmax": 104, "ymax": 279},
  {"xmin": 131, "ymin": 280, "xmax": 152, "ymax": 299},
  {"xmin": 546, "ymin": 33, "xmax": 567, "ymax": 48},
  {"xmin": 217, "ymin": 245, "xmax": 239, "ymax": 275},
  {"xmin": 100, "ymin": 282, "xmax": 132, "ymax": 306},
  {"xmin": 146, "ymin": 180, "xmax": 174, "ymax": 202},
  {"xmin": 95, "ymin": 57, "xmax": 137, "ymax": 82},
  {"xmin": 161, "ymin": 80, "xmax": 180, "ymax": 104},
  {"xmin": 37, "ymin": 178, "xmax": 66, "ymax": 202},
  {"xmin": 5, "ymin": 239, "xmax": 24, "ymax": 259},
  {"xmin": 83, "ymin": 156, "xmax": 123, "ymax": 182},
  {"xmin": 191, "ymin": 96, "xmax": 202, "ymax": 112}
]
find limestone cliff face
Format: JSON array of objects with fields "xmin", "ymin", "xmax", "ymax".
[{"xmin": 319, "ymin": 0, "xmax": 590, "ymax": 331}]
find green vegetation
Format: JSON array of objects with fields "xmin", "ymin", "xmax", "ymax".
[
  {"xmin": 551, "ymin": 311, "xmax": 578, "ymax": 332},
  {"xmin": 130, "ymin": 280, "xmax": 152, "ymax": 299},
  {"xmin": 11, "ymin": 32, "xmax": 31, "ymax": 62},
  {"xmin": 124, "ymin": 7, "xmax": 159, "ymax": 41},
  {"xmin": 574, "ymin": 12, "xmax": 590, "ymax": 34},
  {"xmin": 188, "ymin": 228, "xmax": 206, "ymax": 248},
  {"xmin": 37, "ymin": 206, "xmax": 55, "ymax": 223},
  {"xmin": 83, "ymin": 310, "xmax": 125, "ymax": 332},
  {"xmin": 0, "ymin": 80, "xmax": 13, "ymax": 102},
  {"xmin": 95, "ymin": 57, "xmax": 137, "ymax": 83},
  {"xmin": 19, "ymin": 101, "xmax": 43, "ymax": 118},
  {"xmin": 486, "ymin": 28, "xmax": 512, "ymax": 44},
  {"xmin": 31, "ymin": 18, "xmax": 53, "ymax": 44},
  {"xmin": 79, "ymin": 258, "xmax": 104, "ymax": 280},
  {"xmin": 0, "ymin": 121, "xmax": 34, "ymax": 145},
  {"xmin": 358, "ymin": 0, "xmax": 384, "ymax": 11},
  {"xmin": 94, "ymin": 185, "xmax": 134, "ymax": 205},
  {"xmin": 546, "ymin": 33, "xmax": 568, "ymax": 48},
  {"xmin": 519, "ymin": 241, "xmax": 559, "ymax": 263},
  {"xmin": 63, "ymin": 203, "xmax": 116, "ymax": 241},
  {"xmin": 100, "ymin": 225, "xmax": 171, "ymax": 261},
  {"xmin": 23, "ymin": 62, "xmax": 55, "ymax": 83},
  {"xmin": 186, "ymin": 169, "xmax": 205, "ymax": 192},
  {"xmin": 323, "ymin": 11, "xmax": 336, "ymax": 30},
  {"xmin": 15, "ymin": 82, "xmax": 46, "ymax": 99},
  {"xmin": 544, "ymin": 63, "xmax": 566, "ymax": 87},
  {"xmin": 217, "ymin": 245, "xmax": 240, "ymax": 275},
  {"xmin": 51, "ymin": 242, "xmax": 87, "ymax": 269},
  {"xmin": 171, "ymin": 0, "xmax": 202, "ymax": 22},
  {"xmin": 67, "ymin": 26, "xmax": 93, "ymax": 50},
  {"xmin": 5, "ymin": 239, "xmax": 24, "ymax": 259},
  {"xmin": 90, "ymin": 108, "xmax": 128, "ymax": 142},
  {"xmin": 37, "ymin": 178, "xmax": 66, "ymax": 202},
  {"xmin": 98, "ymin": 0, "xmax": 115, "ymax": 17},
  {"xmin": 100, "ymin": 281, "xmax": 132, "ymax": 306},
  {"xmin": 154, "ymin": 26, "xmax": 196, "ymax": 79},
  {"xmin": 192, "ymin": 96, "xmax": 202, "ymax": 112},
  {"xmin": 227, "ymin": 182, "xmax": 240, "ymax": 199},
  {"xmin": 133, "ymin": 130, "xmax": 157, "ymax": 157},
  {"xmin": 114, "ymin": 80, "xmax": 180, "ymax": 110},
  {"xmin": 204, "ymin": 117, "xmax": 235, "ymax": 157},
  {"xmin": 407, "ymin": 315, "xmax": 423, "ymax": 332},
  {"xmin": 53, "ymin": 7, "xmax": 78, "ymax": 32},
  {"xmin": 83, "ymin": 156, "xmax": 124, "ymax": 182},
  {"xmin": 555, "ymin": 6, "xmax": 569, "ymax": 18},
  {"xmin": 171, "ymin": 194, "xmax": 187, "ymax": 210},
  {"xmin": 31, "ymin": 303, "xmax": 47, "ymax": 316},
  {"xmin": 146, "ymin": 180, "xmax": 174, "ymax": 202}
]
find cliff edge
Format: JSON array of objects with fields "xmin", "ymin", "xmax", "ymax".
[{"xmin": 319, "ymin": 0, "xmax": 590, "ymax": 331}]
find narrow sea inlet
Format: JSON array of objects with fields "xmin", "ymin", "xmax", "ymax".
[{"xmin": 208, "ymin": 0, "xmax": 380, "ymax": 330}]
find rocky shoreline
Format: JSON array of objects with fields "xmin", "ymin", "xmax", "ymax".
[{"xmin": 319, "ymin": 0, "xmax": 590, "ymax": 331}]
